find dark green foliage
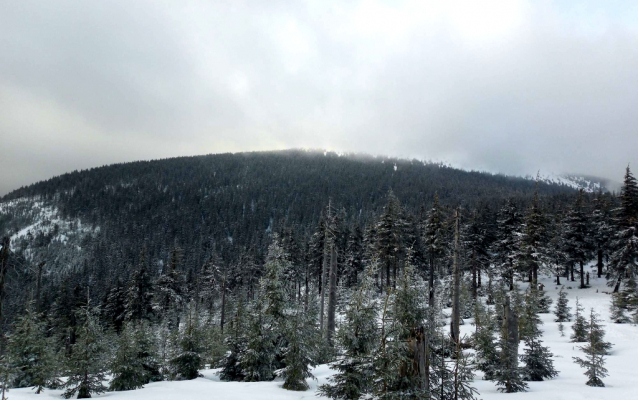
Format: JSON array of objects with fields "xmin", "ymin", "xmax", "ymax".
[
  {"xmin": 520, "ymin": 289, "xmax": 558, "ymax": 381},
  {"xmin": 109, "ymin": 323, "xmax": 147, "ymax": 391},
  {"xmin": 563, "ymin": 190, "xmax": 594, "ymax": 288},
  {"xmin": 491, "ymin": 200, "xmax": 521, "ymax": 290},
  {"xmin": 319, "ymin": 266, "xmax": 378, "ymax": 399},
  {"xmin": 494, "ymin": 337, "xmax": 528, "ymax": 393},
  {"xmin": 372, "ymin": 262, "xmax": 439, "ymax": 399},
  {"xmin": 554, "ymin": 287, "xmax": 571, "ymax": 322},
  {"xmin": 124, "ymin": 248, "xmax": 155, "ymax": 323},
  {"xmin": 219, "ymin": 297, "xmax": 246, "ymax": 382},
  {"xmin": 63, "ymin": 304, "xmax": 108, "ymax": 399},
  {"xmin": 7, "ymin": 300, "xmax": 56, "ymax": 393},
  {"xmin": 587, "ymin": 309, "xmax": 612, "ymax": 355},
  {"xmin": 571, "ymin": 297, "xmax": 589, "ymax": 343},
  {"xmin": 472, "ymin": 300, "xmax": 499, "ymax": 380},
  {"xmin": 169, "ymin": 304, "xmax": 203, "ymax": 380},
  {"xmin": 280, "ymin": 307, "xmax": 318, "ymax": 391},
  {"xmin": 573, "ymin": 309, "xmax": 610, "ymax": 387}
]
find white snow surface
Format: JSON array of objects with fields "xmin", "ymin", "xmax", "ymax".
[
  {"xmin": 7, "ymin": 270, "xmax": 638, "ymax": 400},
  {"xmin": 534, "ymin": 172, "xmax": 603, "ymax": 193}
]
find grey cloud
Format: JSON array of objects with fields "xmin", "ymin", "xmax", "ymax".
[{"xmin": 1, "ymin": 0, "xmax": 637, "ymax": 195}]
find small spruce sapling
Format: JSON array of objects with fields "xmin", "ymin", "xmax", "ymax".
[
  {"xmin": 554, "ymin": 287, "xmax": 571, "ymax": 322},
  {"xmin": 571, "ymin": 297, "xmax": 589, "ymax": 343},
  {"xmin": 573, "ymin": 309, "xmax": 609, "ymax": 387}
]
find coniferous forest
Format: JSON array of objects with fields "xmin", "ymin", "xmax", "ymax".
[{"xmin": 0, "ymin": 150, "xmax": 637, "ymax": 399}]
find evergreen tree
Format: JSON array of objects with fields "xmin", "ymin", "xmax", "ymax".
[
  {"xmin": 425, "ymin": 194, "xmax": 445, "ymax": 306},
  {"xmin": 343, "ymin": 226, "xmax": 365, "ymax": 288},
  {"xmin": 109, "ymin": 323, "xmax": 146, "ymax": 391},
  {"xmin": 450, "ymin": 338, "xmax": 479, "ymax": 400},
  {"xmin": 280, "ymin": 306, "xmax": 318, "ymax": 391},
  {"xmin": 519, "ymin": 185, "xmax": 547, "ymax": 286},
  {"xmin": 608, "ymin": 169, "xmax": 638, "ymax": 292},
  {"xmin": 591, "ymin": 191, "xmax": 614, "ymax": 278},
  {"xmin": 494, "ymin": 297, "xmax": 527, "ymax": 393},
  {"xmin": 219, "ymin": 297, "xmax": 246, "ymax": 382},
  {"xmin": 472, "ymin": 300, "xmax": 499, "ymax": 380},
  {"xmin": 124, "ymin": 248, "xmax": 154, "ymax": 322},
  {"xmin": 554, "ymin": 287, "xmax": 572, "ymax": 322},
  {"xmin": 520, "ymin": 289, "xmax": 558, "ymax": 381},
  {"xmin": 238, "ymin": 236, "xmax": 291, "ymax": 382},
  {"xmin": 319, "ymin": 265, "xmax": 378, "ymax": 399},
  {"xmin": 573, "ymin": 309, "xmax": 609, "ymax": 387},
  {"xmin": 609, "ymin": 291, "xmax": 631, "ymax": 323},
  {"xmin": 570, "ymin": 297, "xmax": 589, "ymax": 343},
  {"xmin": 169, "ymin": 303, "xmax": 203, "ymax": 380},
  {"xmin": 154, "ymin": 246, "xmax": 185, "ymax": 329},
  {"xmin": 7, "ymin": 300, "xmax": 56, "ymax": 393},
  {"xmin": 491, "ymin": 200, "xmax": 522, "ymax": 291},
  {"xmin": 587, "ymin": 309, "xmax": 612, "ymax": 355},
  {"xmin": 372, "ymin": 260, "xmax": 440, "ymax": 399},
  {"xmin": 63, "ymin": 304, "xmax": 108, "ymax": 399},
  {"xmin": 563, "ymin": 190, "xmax": 594, "ymax": 289},
  {"xmin": 103, "ymin": 280, "xmax": 126, "ymax": 334},
  {"xmin": 134, "ymin": 321, "xmax": 162, "ymax": 383},
  {"xmin": 376, "ymin": 190, "xmax": 406, "ymax": 289},
  {"xmin": 239, "ymin": 299, "xmax": 277, "ymax": 382}
]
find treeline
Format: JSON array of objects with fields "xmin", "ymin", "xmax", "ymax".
[{"xmin": 0, "ymin": 159, "xmax": 636, "ymax": 398}]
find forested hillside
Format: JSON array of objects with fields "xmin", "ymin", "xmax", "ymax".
[
  {"xmin": 0, "ymin": 150, "xmax": 577, "ymax": 322},
  {"xmin": 1, "ymin": 150, "xmax": 636, "ymax": 400}
]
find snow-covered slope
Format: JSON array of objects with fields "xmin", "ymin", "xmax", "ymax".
[
  {"xmin": 532, "ymin": 172, "xmax": 618, "ymax": 193},
  {"xmin": 0, "ymin": 196, "xmax": 97, "ymax": 270},
  {"xmin": 7, "ymin": 269, "xmax": 636, "ymax": 400}
]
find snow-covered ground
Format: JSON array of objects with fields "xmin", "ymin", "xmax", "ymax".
[{"xmin": 7, "ymin": 270, "xmax": 637, "ymax": 400}]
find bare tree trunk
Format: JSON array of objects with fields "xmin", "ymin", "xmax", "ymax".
[
  {"xmin": 326, "ymin": 244, "xmax": 338, "ymax": 347},
  {"xmin": 304, "ymin": 262, "xmax": 309, "ymax": 313},
  {"xmin": 35, "ymin": 261, "xmax": 45, "ymax": 312},
  {"xmin": 580, "ymin": 260, "xmax": 585, "ymax": 288},
  {"xmin": 508, "ymin": 259, "xmax": 514, "ymax": 291},
  {"xmin": 471, "ymin": 252, "xmax": 477, "ymax": 299},
  {"xmin": 597, "ymin": 249, "xmax": 603, "ymax": 278},
  {"xmin": 450, "ymin": 209, "xmax": 461, "ymax": 344},
  {"xmin": 0, "ymin": 237, "xmax": 10, "ymax": 321},
  {"xmin": 414, "ymin": 326, "xmax": 427, "ymax": 391},
  {"xmin": 503, "ymin": 295, "xmax": 519, "ymax": 392},
  {"xmin": 319, "ymin": 245, "xmax": 328, "ymax": 333},
  {"xmin": 570, "ymin": 262, "xmax": 575, "ymax": 282},
  {"xmin": 220, "ymin": 276, "xmax": 226, "ymax": 334},
  {"xmin": 428, "ymin": 255, "xmax": 435, "ymax": 307}
]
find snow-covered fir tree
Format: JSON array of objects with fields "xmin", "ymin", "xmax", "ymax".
[
  {"xmin": 494, "ymin": 296, "xmax": 527, "ymax": 393},
  {"xmin": 586, "ymin": 309, "xmax": 612, "ymax": 355},
  {"xmin": 554, "ymin": 287, "xmax": 572, "ymax": 322},
  {"xmin": 609, "ymin": 166, "xmax": 638, "ymax": 293},
  {"xmin": 563, "ymin": 190, "xmax": 594, "ymax": 289},
  {"xmin": 573, "ymin": 309, "xmax": 610, "ymax": 387},
  {"xmin": 571, "ymin": 297, "xmax": 589, "ymax": 343},
  {"xmin": 219, "ymin": 296, "xmax": 246, "ymax": 382},
  {"xmin": 491, "ymin": 200, "xmax": 522, "ymax": 291},
  {"xmin": 63, "ymin": 303, "xmax": 108, "ymax": 399},
  {"xmin": 169, "ymin": 302, "xmax": 204, "ymax": 380},
  {"xmin": 109, "ymin": 323, "xmax": 147, "ymax": 391},
  {"xmin": 472, "ymin": 299, "xmax": 499, "ymax": 380},
  {"xmin": 154, "ymin": 245, "xmax": 186, "ymax": 330},
  {"xmin": 7, "ymin": 300, "xmax": 57, "ymax": 393},
  {"xmin": 238, "ymin": 236, "xmax": 291, "ymax": 382},
  {"xmin": 319, "ymin": 265, "xmax": 378, "ymax": 399},
  {"xmin": 280, "ymin": 305, "xmax": 318, "ymax": 391},
  {"xmin": 519, "ymin": 289, "xmax": 558, "ymax": 381},
  {"xmin": 124, "ymin": 248, "xmax": 155, "ymax": 322}
]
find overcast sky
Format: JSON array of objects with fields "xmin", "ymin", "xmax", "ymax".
[{"xmin": 2, "ymin": 0, "xmax": 638, "ymax": 195}]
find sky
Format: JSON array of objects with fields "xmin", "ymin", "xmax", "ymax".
[{"xmin": 1, "ymin": 0, "xmax": 638, "ymax": 195}]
